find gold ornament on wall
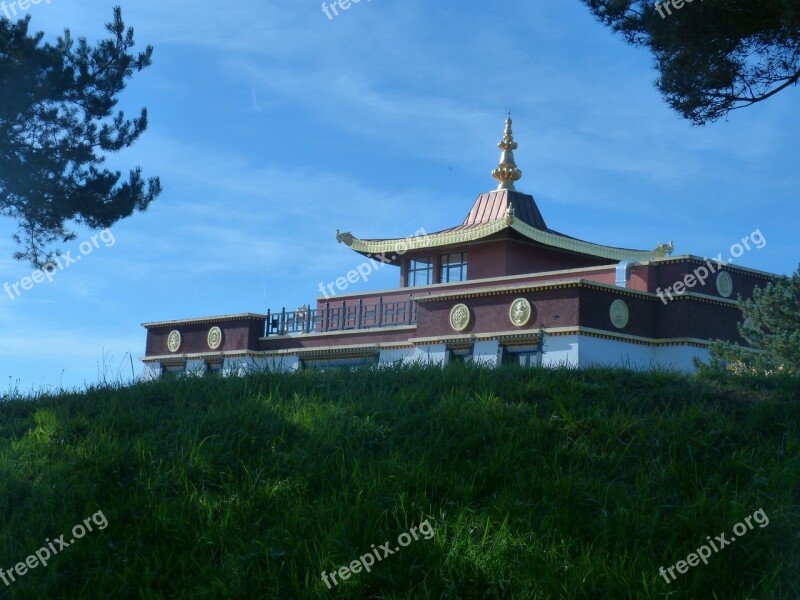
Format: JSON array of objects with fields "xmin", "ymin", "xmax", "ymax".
[
  {"xmin": 449, "ymin": 303, "xmax": 471, "ymax": 332},
  {"xmin": 167, "ymin": 330, "xmax": 181, "ymax": 353},
  {"xmin": 609, "ymin": 300, "xmax": 629, "ymax": 329},
  {"xmin": 509, "ymin": 298, "xmax": 532, "ymax": 327},
  {"xmin": 207, "ymin": 326, "xmax": 223, "ymax": 350}
]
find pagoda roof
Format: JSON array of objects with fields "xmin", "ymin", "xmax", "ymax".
[
  {"xmin": 336, "ymin": 189, "xmax": 673, "ymax": 262},
  {"xmin": 335, "ymin": 116, "xmax": 674, "ymax": 264}
]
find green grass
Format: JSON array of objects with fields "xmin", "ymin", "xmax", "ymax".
[{"xmin": 0, "ymin": 364, "xmax": 798, "ymax": 599}]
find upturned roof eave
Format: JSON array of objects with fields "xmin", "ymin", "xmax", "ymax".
[{"xmin": 335, "ymin": 216, "xmax": 673, "ymax": 263}]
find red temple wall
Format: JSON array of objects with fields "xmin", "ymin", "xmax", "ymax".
[{"xmin": 146, "ymin": 317, "xmax": 265, "ymax": 356}]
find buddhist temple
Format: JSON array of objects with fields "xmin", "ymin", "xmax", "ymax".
[{"xmin": 141, "ymin": 117, "xmax": 774, "ymax": 377}]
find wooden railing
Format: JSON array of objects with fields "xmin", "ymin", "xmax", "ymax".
[{"xmin": 264, "ymin": 297, "xmax": 417, "ymax": 337}]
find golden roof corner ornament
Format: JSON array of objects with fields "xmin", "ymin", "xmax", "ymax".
[
  {"xmin": 655, "ymin": 240, "xmax": 675, "ymax": 256},
  {"xmin": 336, "ymin": 229, "xmax": 355, "ymax": 246},
  {"xmin": 503, "ymin": 205, "xmax": 515, "ymax": 226},
  {"xmin": 491, "ymin": 113, "xmax": 523, "ymax": 191}
]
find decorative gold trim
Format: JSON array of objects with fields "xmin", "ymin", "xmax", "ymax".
[
  {"xmin": 207, "ymin": 326, "xmax": 223, "ymax": 350},
  {"xmin": 541, "ymin": 326, "xmax": 713, "ymax": 348},
  {"xmin": 167, "ymin": 330, "xmax": 181, "ymax": 353},
  {"xmin": 497, "ymin": 333, "xmax": 542, "ymax": 348},
  {"xmin": 609, "ymin": 299, "xmax": 629, "ymax": 329},
  {"xmin": 299, "ymin": 350, "xmax": 380, "ymax": 360},
  {"xmin": 337, "ymin": 218, "xmax": 508, "ymax": 253},
  {"xmin": 409, "ymin": 335, "xmax": 474, "ymax": 346},
  {"xmin": 295, "ymin": 345, "xmax": 380, "ymax": 355},
  {"xmin": 337, "ymin": 216, "xmax": 672, "ymax": 262},
  {"xmin": 509, "ymin": 219, "xmax": 672, "ymax": 261},
  {"xmin": 509, "ymin": 298, "xmax": 532, "ymax": 327},
  {"xmin": 449, "ymin": 303, "xmax": 471, "ymax": 332}
]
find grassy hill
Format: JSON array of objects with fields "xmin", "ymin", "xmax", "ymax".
[{"xmin": 0, "ymin": 364, "xmax": 798, "ymax": 599}]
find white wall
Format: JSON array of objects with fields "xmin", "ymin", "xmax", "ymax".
[
  {"xmin": 568, "ymin": 335, "xmax": 708, "ymax": 372},
  {"xmin": 541, "ymin": 334, "xmax": 580, "ymax": 368},
  {"xmin": 416, "ymin": 344, "xmax": 448, "ymax": 365},
  {"xmin": 655, "ymin": 345, "xmax": 709, "ymax": 372},
  {"xmin": 577, "ymin": 336, "xmax": 655, "ymax": 370}
]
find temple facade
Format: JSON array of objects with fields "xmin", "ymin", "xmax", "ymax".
[{"xmin": 141, "ymin": 118, "xmax": 774, "ymax": 377}]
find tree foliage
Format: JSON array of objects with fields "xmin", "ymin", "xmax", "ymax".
[
  {"xmin": 582, "ymin": 0, "xmax": 800, "ymax": 124},
  {"xmin": 703, "ymin": 265, "xmax": 800, "ymax": 376},
  {"xmin": 0, "ymin": 7, "xmax": 160, "ymax": 267}
]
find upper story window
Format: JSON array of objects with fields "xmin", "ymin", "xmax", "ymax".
[
  {"xmin": 408, "ymin": 258, "xmax": 432, "ymax": 287},
  {"xmin": 441, "ymin": 252, "xmax": 467, "ymax": 283}
]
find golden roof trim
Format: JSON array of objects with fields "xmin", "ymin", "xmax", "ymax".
[
  {"xmin": 509, "ymin": 219, "xmax": 673, "ymax": 261},
  {"xmin": 337, "ymin": 215, "xmax": 672, "ymax": 262},
  {"xmin": 336, "ymin": 218, "xmax": 508, "ymax": 255}
]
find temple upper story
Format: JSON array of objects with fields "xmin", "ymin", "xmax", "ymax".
[{"xmin": 335, "ymin": 116, "xmax": 674, "ymax": 287}]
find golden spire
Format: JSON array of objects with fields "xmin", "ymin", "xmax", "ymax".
[{"xmin": 491, "ymin": 113, "xmax": 523, "ymax": 191}]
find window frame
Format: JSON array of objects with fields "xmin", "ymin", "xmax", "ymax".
[
  {"xmin": 407, "ymin": 257, "xmax": 433, "ymax": 287},
  {"xmin": 440, "ymin": 252, "xmax": 468, "ymax": 283}
]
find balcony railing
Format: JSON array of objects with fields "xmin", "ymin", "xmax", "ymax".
[{"xmin": 264, "ymin": 297, "xmax": 417, "ymax": 337}]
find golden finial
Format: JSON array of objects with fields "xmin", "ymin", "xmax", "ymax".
[{"xmin": 491, "ymin": 113, "xmax": 522, "ymax": 191}]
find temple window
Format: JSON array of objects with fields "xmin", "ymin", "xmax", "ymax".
[
  {"xmin": 440, "ymin": 252, "xmax": 468, "ymax": 283},
  {"xmin": 408, "ymin": 258, "xmax": 433, "ymax": 286}
]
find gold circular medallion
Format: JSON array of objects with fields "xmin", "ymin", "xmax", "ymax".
[
  {"xmin": 716, "ymin": 271, "xmax": 733, "ymax": 298},
  {"xmin": 449, "ymin": 303, "xmax": 471, "ymax": 332},
  {"xmin": 509, "ymin": 298, "xmax": 532, "ymax": 327},
  {"xmin": 609, "ymin": 299, "xmax": 629, "ymax": 329},
  {"xmin": 167, "ymin": 330, "xmax": 181, "ymax": 353},
  {"xmin": 207, "ymin": 326, "xmax": 223, "ymax": 350}
]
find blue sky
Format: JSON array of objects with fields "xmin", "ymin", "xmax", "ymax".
[{"xmin": 2, "ymin": 0, "xmax": 798, "ymax": 392}]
